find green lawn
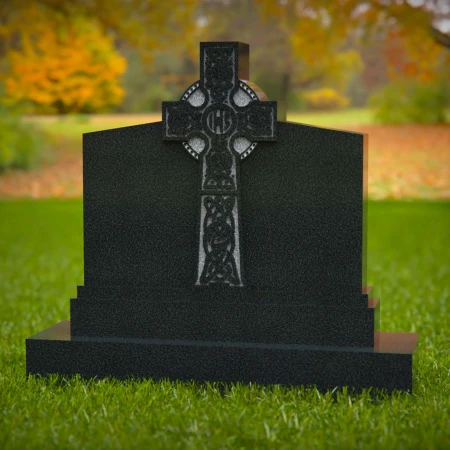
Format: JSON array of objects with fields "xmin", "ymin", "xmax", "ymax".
[
  {"xmin": 288, "ymin": 108, "xmax": 375, "ymax": 127},
  {"xmin": 25, "ymin": 114, "xmax": 161, "ymax": 139},
  {"xmin": 1, "ymin": 200, "xmax": 449, "ymax": 449}
]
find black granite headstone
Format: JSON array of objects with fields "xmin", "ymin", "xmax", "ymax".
[{"xmin": 26, "ymin": 42, "xmax": 418, "ymax": 392}]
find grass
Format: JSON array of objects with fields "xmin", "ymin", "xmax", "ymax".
[
  {"xmin": 24, "ymin": 113, "xmax": 161, "ymax": 142},
  {"xmin": 1, "ymin": 199, "xmax": 450, "ymax": 449},
  {"xmin": 288, "ymin": 108, "xmax": 375, "ymax": 127}
]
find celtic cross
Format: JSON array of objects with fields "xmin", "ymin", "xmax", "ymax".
[{"xmin": 162, "ymin": 42, "xmax": 277, "ymax": 286}]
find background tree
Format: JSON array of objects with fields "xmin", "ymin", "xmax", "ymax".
[
  {"xmin": 3, "ymin": 14, "xmax": 126, "ymax": 114},
  {"xmin": 191, "ymin": 0, "xmax": 363, "ymax": 107},
  {"xmin": 255, "ymin": 0, "xmax": 449, "ymax": 82},
  {"xmin": 0, "ymin": 0, "xmax": 198, "ymax": 61},
  {"xmin": 255, "ymin": 0, "xmax": 449, "ymax": 121},
  {"xmin": 0, "ymin": 0, "xmax": 197, "ymax": 113},
  {"xmin": 0, "ymin": 0, "xmax": 448, "ymax": 119}
]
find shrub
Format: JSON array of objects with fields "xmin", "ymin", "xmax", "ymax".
[
  {"xmin": 0, "ymin": 103, "xmax": 44, "ymax": 172},
  {"xmin": 124, "ymin": 84, "xmax": 174, "ymax": 113},
  {"xmin": 287, "ymin": 91, "xmax": 307, "ymax": 112},
  {"xmin": 303, "ymin": 88, "xmax": 350, "ymax": 111},
  {"xmin": 369, "ymin": 80, "xmax": 450, "ymax": 124}
]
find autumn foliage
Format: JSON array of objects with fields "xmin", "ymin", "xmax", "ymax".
[
  {"xmin": 3, "ymin": 18, "xmax": 126, "ymax": 114},
  {"xmin": 303, "ymin": 88, "xmax": 350, "ymax": 111},
  {"xmin": 0, "ymin": 0, "xmax": 448, "ymax": 119},
  {"xmin": 0, "ymin": 0, "xmax": 197, "ymax": 114},
  {"xmin": 383, "ymin": 29, "xmax": 449, "ymax": 84}
]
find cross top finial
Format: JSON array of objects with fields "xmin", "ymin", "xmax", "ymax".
[{"xmin": 200, "ymin": 42, "xmax": 249, "ymax": 103}]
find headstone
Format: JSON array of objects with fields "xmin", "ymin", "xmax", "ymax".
[{"xmin": 26, "ymin": 42, "xmax": 418, "ymax": 392}]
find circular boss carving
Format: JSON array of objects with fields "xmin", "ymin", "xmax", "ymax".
[{"xmin": 202, "ymin": 104, "xmax": 236, "ymax": 138}]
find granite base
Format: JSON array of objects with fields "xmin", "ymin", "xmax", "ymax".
[{"xmin": 26, "ymin": 321, "xmax": 418, "ymax": 392}]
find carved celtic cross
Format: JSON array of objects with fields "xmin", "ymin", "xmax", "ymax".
[{"xmin": 162, "ymin": 42, "xmax": 277, "ymax": 286}]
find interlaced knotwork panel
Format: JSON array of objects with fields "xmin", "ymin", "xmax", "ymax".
[
  {"xmin": 199, "ymin": 195, "xmax": 241, "ymax": 286},
  {"xmin": 205, "ymin": 48, "xmax": 234, "ymax": 103},
  {"xmin": 203, "ymin": 139, "xmax": 236, "ymax": 190}
]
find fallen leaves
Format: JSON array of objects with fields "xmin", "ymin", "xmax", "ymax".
[
  {"xmin": 0, "ymin": 122, "xmax": 449, "ymax": 200},
  {"xmin": 350, "ymin": 124, "xmax": 450, "ymax": 200},
  {"xmin": 0, "ymin": 152, "xmax": 83, "ymax": 199}
]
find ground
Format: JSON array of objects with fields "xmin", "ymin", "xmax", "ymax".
[
  {"xmin": 0, "ymin": 109, "xmax": 449, "ymax": 449},
  {"xmin": 0, "ymin": 109, "xmax": 449, "ymax": 200},
  {"xmin": 0, "ymin": 200, "xmax": 449, "ymax": 449}
]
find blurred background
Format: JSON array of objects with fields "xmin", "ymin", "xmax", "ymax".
[{"xmin": 0, "ymin": 0, "xmax": 449, "ymax": 199}]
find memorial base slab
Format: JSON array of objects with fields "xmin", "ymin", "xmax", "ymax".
[{"xmin": 27, "ymin": 321, "xmax": 418, "ymax": 393}]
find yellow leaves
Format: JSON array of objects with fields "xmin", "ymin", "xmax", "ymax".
[
  {"xmin": 303, "ymin": 88, "xmax": 350, "ymax": 111},
  {"xmin": 2, "ymin": 10, "xmax": 127, "ymax": 114},
  {"xmin": 253, "ymin": 0, "xmax": 364, "ymax": 92}
]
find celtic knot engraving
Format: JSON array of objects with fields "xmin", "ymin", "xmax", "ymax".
[
  {"xmin": 200, "ymin": 195, "xmax": 241, "ymax": 285},
  {"xmin": 245, "ymin": 105, "xmax": 274, "ymax": 135},
  {"xmin": 165, "ymin": 104, "xmax": 202, "ymax": 138},
  {"xmin": 205, "ymin": 48, "xmax": 234, "ymax": 103},
  {"xmin": 204, "ymin": 140, "xmax": 236, "ymax": 190}
]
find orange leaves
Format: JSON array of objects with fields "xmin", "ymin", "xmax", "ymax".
[
  {"xmin": 2, "ymin": 11, "xmax": 126, "ymax": 114},
  {"xmin": 1, "ymin": 1, "xmax": 197, "ymax": 63},
  {"xmin": 383, "ymin": 29, "xmax": 449, "ymax": 84},
  {"xmin": 351, "ymin": 124, "xmax": 450, "ymax": 200}
]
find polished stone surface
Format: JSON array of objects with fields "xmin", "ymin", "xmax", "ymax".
[
  {"xmin": 26, "ymin": 41, "xmax": 417, "ymax": 392},
  {"xmin": 27, "ymin": 321, "xmax": 418, "ymax": 392},
  {"xmin": 79, "ymin": 120, "xmax": 367, "ymax": 302},
  {"xmin": 71, "ymin": 296, "xmax": 379, "ymax": 347}
]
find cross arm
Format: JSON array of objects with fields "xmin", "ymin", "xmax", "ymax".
[
  {"xmin": 162, "ymin": 101, "xmax": 202, "ymax": 141},
  {"xmin": 237, "ymin": 101, "xmax": 277, "ymax": 142}
]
